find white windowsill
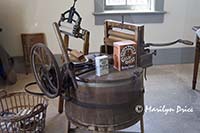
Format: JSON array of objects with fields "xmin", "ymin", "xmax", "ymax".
[{"xmin": 93, "ymin": 10, "xmax": 166, "ymax": 15}]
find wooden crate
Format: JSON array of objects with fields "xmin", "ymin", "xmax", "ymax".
[{"xmin": 21, "ymin": 33, "xmax": 46, "ymax": 74}]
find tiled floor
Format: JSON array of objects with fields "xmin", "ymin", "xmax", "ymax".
[{"xmin": 0, "ymin": 64, "xmax": 200, "ymax": 133}]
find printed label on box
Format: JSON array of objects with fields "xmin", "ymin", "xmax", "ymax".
[{"xmin": 113, "ymin": 40, "xmax": 137, "ymax": 71}]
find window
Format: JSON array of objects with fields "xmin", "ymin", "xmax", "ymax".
[
  {"xmin": 94, "ymin": 0, "xmax": 165, "ymax": 25},
  {"xmin": 105, "ymin": 0, "xmax": 152, "ymax": 11}
]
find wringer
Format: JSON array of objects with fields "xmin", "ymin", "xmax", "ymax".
[{"xmin": 25, "ymin": 0, "xmax": 193, "ymax": 132}]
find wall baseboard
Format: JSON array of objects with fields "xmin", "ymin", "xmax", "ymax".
[
  {"xmin": 13, "ymin": 47, "xmax": 195, "ymax": 73},
  {"xmin": 13, "ymin": 55, "xmax": 63, "ymax": 74},
  {"xmin": 151, "ymin": 47, "xmax": 195, "ymax": 65}
]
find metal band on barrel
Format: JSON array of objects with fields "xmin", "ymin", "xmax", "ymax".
[{"xmin": 64, "ymin": 92, "xmax": 144, "ymax": 109}]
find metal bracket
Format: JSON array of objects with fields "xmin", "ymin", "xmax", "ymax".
[{"xmin": 140, "ymin": 50, "xmax": 156, "ymax": 68}]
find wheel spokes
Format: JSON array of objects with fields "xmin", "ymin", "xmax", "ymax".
[
  {"xmin": 30, "ymin": 43, "xmax": 61, "ymax": 98},
  {"xmin": 33, "ymin": 50, "xmax": 43, "ymax": 63}
]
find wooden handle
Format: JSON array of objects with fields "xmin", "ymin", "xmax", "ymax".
[
  {"xmin": 53, "ymin": 22, "xmax": 70, "ymax": 63},
  {"xmin": 82, "ymin": 30, "xmax": 90, "ymax": 55},
  {"xmin": 106, "ymin": 20, "xmax": 138, "ymax": 31}
]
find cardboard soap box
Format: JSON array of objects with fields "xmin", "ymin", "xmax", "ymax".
[
  {"xmin": 113, "ymin": 40, "xmax": 137, "ymax": 71},
  {"xmin": 95, "ymin": 55, "xmax": 109, "ymax": 76}
]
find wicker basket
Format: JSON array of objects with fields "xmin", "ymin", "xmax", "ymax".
[{"xmin": 0, "ymin": 91, "xmax": 48, "ymax": 133}]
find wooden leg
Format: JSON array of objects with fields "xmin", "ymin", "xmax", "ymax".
[
  {"xmin": 192, "ymin": 43, "xmax": 200, "ymax": 90},
  {"xmin": 67, "ymin": 120, "xmax": 71, "ymax": 133},
  {"xmin": 105, "ymin": 44, "xmax": 108, "ymax": 54},
  {"xmin": 25, "ymin": 64, "xmax": 29, "ymax": 75},
  {"xmin": 140, "ymin": 117, "xmax": 144, "ymax": 133},
  {"xmin": 58, "ymin": 96, "xmax": 64, "ymax": 113}
]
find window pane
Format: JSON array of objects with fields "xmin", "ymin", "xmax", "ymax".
[
  {"xmin": 106, "ymin": 0, "xmax": 126, "ymax": 6},
  {"xmin": 127, "ymin": 0, "xmax": 148, "ymax": 5}
]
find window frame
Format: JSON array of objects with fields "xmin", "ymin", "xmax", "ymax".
[
  {"xmin": 94, "ymin": 0, "xmax": 166, "ymax": 25},
  {"xmin": 104, "ymin": 0, "xmax": 152, "ymax": 11}
]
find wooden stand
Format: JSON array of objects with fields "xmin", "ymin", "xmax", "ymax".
[
  {"xmin": 66, "ymin": 117, "xmax": 144, "ymax": 133},
  {"xmin": 192, "ymin": 26, "xmax": 200, "ymax": 90}
]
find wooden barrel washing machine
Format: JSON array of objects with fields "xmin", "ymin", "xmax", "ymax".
[{"xmin": 26, "ymin": 0, "xmax": 194, "ymax": 132}]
